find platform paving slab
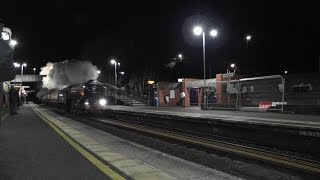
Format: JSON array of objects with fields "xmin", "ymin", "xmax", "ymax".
[{"xmin": 33, "ymin": 104, "xmax": 242, "ymax": 180}]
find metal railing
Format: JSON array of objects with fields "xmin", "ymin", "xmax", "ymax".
[
  {"xmin": 103, "ymin": 83, "xmax": 147, "ymax": 105},
  {"xmin": 204, "ymin": 75, "xmax": 285, "ymax": 112}
]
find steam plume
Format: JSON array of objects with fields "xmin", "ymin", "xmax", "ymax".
[{"xmin": 40, "ymin": 60, "xmax": 98, "ymax": 89}]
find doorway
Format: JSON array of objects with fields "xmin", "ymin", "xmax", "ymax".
[{"xmin": 189, "ymin": 88, "xmax": 199, "ymax": 106}]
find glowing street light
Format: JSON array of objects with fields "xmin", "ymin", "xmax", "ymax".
[
  {"xmin": 193, "ymin": 26, "xmax": 203, "ymax": 36},
  {"xmin": 33, "ymin": 68, "xmax": 36, "ymax": 75},
  {"xmin": 119, "ymin": 71, "xmax": 125, "ymax": 75},
  {"xmin": 97, "ymin": 70, "xmax": 101, "ymax": 74},
  {"xmin": 246, "ymin": 35, "xmax": 251, "ymax": 41},
  {"xmin": 230, "ymin": 63, "xmax": 236, "ymax": 68},
  {"xmin": 210, "ymin": 29, "xmax": 218, "ymax": 37},
  {"xmin": 178, "ymin": 54, "xmax": 183, "ymax": 59},
  {"xmin": 13, "ymin": 62, "xmax": 20, "ymax": 68},
  {"xmin": 284, "ymin": 70, "xmax": 288, "ymax": 74},
  {"xmin": 193, "ymin": 25, "xmax": 218, "ymax": 109}
]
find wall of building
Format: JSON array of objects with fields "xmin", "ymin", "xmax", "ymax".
[
  {"xmin": 284, "ymin": 73, "xmax": 320, "ymax": 114},
  {"xmin": 158, "ymin": 88, "xmax": 180, "ymax": 106},
  {"xmin": 181, "ymin": 78, "xmax": 199, "ymax": 107}
]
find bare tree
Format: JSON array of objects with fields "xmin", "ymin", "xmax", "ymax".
[{"xmin": 127, "ymin": 68, "xmax": 156, "ymax": 96}]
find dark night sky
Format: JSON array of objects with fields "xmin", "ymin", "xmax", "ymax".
[{"xmin": 1, "ymin": 0, "xmax": 319, "ymax": 81}]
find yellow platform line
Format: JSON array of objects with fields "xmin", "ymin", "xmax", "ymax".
[{"xmin": 32, "ymin": 107, "xmax": 125, "ymax": 180}]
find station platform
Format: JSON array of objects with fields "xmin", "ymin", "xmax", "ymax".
[
  {"xmin": 100, "ymin": 105, "xmax": 320, "ymax": 156},
  {"xmin": 0, "ymin": 104, "xmax": 239, "ymax": 180},
  {"xmin": 0, "ymin": 105, "xmax": 110, "ymax": 179},
  {"xmin": 104, "ymin": 105, "xmax": 320, "ymax": 130}
]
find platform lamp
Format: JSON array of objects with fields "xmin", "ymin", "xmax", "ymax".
[
  {"xmin": 110, "ymin": 59, "xmax": 117, "ymax": 86},
  {"xmin": 147, "ymin": 80, "xmax": 155, "ymax": 106},
  {"xmin": 230, "ymin": 63, "xmax": 237, "ymax": 74},
  {"xmin": 193, "ymin": 26, "xmax": 218, "ymax": 109}
]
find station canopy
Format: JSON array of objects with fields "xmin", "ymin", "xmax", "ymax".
[{"xmin": 187, "ymin": 78, "xmax": 216, "ymax": 88}]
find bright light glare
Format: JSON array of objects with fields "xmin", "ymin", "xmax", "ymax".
[
  {"xmin": 284, "ymin": 70, "xmax": 288, "ymax": 74},
  {"xmin": 117, "ymin": 62, "xmax": 120, "ymax": 66},
  {"xmin": 210, "ymin": 29, "xmax": 218, "ymax": 37},
  {"xmin": 10, "ymin": 39, "xmax": 17, "ymax": 47},
  {"xmin": 246, "ymin": 35, "xmax": 251, "ymax": 40},
  {"xmin": 1, "ymin": 32, "xmax": 10, "ymax": 40},
  {"xmin": 110, "ymin": 59, "xmax": 116, "ymax": 64},
  {"xmin": 193, "ymin": 26, "xmax": 203, "ymax": 36},
  {"xmin": 13, "ymin": 63, "xmax": 20, "ymax": 68},
  {"xmin": 23, "ymin": 63, "xmax": 27, "ymax": 67},
  {"xmin": 99, "ymin": 99, "xmax": 107, "ymax": 106},
  {"xmin": 85, "ymin": 102, "xmax": 89, "ymax": 105},
  {"xmin": 230, "ymin": 63, "xmax": 236, "ymax": 68},
  {"xmin": 119, "ymin": 71, "xmax": 125, "ymax": 75},
  {"xmin": 178, "ymin": 54, "xmax": 183, "ymax": 59},
  {"xmin": 33, "ymin": 68, "xmax": 36, "ymax": 71},
  {"xmin": 97, "ymin": 70, "xmax": 101, "ymax": 74}
]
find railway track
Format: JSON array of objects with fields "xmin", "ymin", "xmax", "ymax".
[
  {"xmin": 88, "ymin": 116, "xmax": 320, "ymax": 176},
  {"xmin": 43, "ymin": 104, "xmax": 320, "ymax": 177}
]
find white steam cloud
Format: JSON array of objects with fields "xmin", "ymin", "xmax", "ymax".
[{"xmin": 40, "ymin": 60, "xmax": 99, "ymax": 89}]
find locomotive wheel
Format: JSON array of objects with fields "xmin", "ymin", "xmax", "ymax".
[
  {"xmin": 75, "ymin": 108, "xmax": 80, "ymax": 116},
  {"xmin": 70, "ymin": 100, "xmax": 77, "ymax": 114}
]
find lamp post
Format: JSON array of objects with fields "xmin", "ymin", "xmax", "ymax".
[
  {"xmin": 33, "ymin": 68, "xmax": 36, "ymax": 75},
  {"xmin": 13, "ymin": 62, "xmax": 26, "ymax": 89},
  {"xmin": 110, "ymin": 59, "xmax": 117, "ymax": 87},
  {"xmin": 21, "ymin": 63, "xmax": 27, "ymax": 88},
  {"xmin": 147, "ymin": 80, "xmax": 155, "ymax": 106},
  {"xmin": 13, "ymin": 63, "xmax": 20, "ymax": 86},
  {"xmin": 230, "ymin": 63, "xmax": 236, "ymax": 74},
  {"xmin": 193, "ymin": 26, "xmax": 218, "ymax": 109},
  {"xmin": 246, "ymin": 35, "xmax": 251, "ymax": 74}
]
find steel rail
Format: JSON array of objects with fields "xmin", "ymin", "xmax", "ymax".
[{"xmin": 91, "ymin": 117, "xmax": 320, "ymax": 175}]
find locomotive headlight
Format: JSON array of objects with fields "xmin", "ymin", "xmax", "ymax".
[
  {"xmin": 1, "ymin": 32, "xmax": 10, "ymax": 41},
  {"xmin": 99, "ymin": 99, "xmax": 107, "ymax": 106}
]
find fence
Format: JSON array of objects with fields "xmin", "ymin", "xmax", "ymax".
[
  {"xmin": 206, "ymin": 79, "xmax": 239, "ymax": 109},
  {"xmin": 103, "ymin": 83, "xmax": 148, "ymax": 105},
  {"xmin": 205, "ymin": 75, "xmax": 285, "ymax": 112}
]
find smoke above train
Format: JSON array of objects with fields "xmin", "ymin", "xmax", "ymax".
[{"xmin": 40, "ymin": 60, "xmax": 99, "ymax": 90}]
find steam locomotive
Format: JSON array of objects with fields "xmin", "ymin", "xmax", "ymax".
[{"xmin": 40, "ymin": 80, "xmax": 110, "ymax": 113}]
